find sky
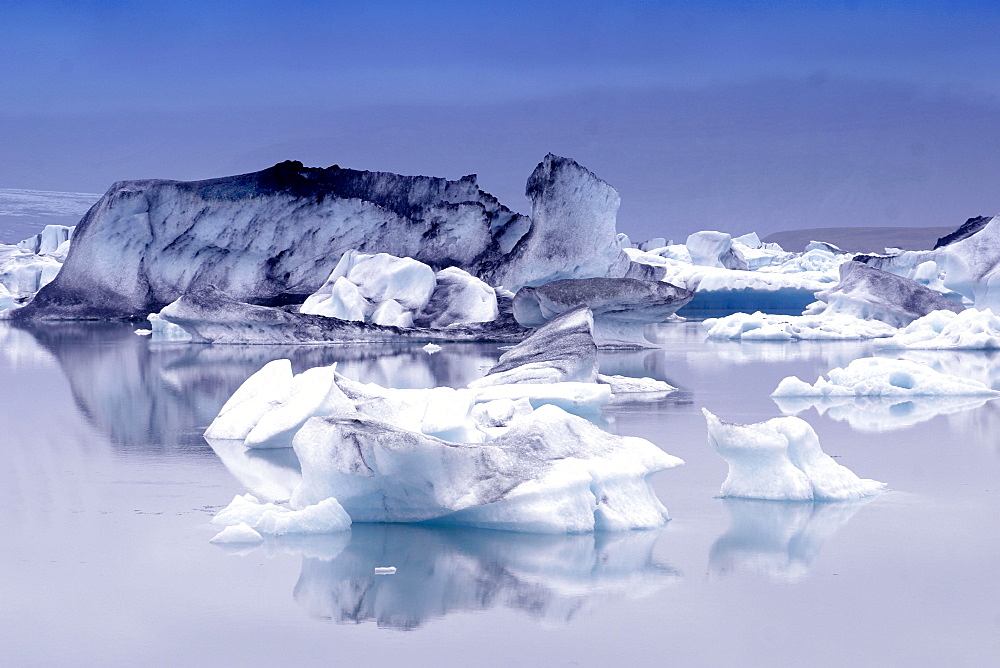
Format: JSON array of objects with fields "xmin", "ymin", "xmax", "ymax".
[{"xmin": 3, "ymin": 0, "xmax": 1000, "ymax": 240}]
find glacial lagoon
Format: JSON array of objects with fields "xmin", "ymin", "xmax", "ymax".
[{"xmin": 1, "ymin": 321, "xmax": 998, "ymax": 666}]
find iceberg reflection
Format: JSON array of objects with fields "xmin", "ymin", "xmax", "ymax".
[
  {"xmin": 10, "ymin": 320, "xmax": 502, "ymax": 449},
  {"xmin": 225, "ymin": 524, "xmax": 679, "ymax": 629},
  {"xmin": 772, "ymin": 394, "xmax": 995, "ymax": 432},
  {"xmin": 709, "ymin": 498, "xmax": 873, "ymax": 583}
]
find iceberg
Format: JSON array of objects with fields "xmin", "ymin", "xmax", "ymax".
[
  {"xmin": 470, "ymin": 307, "xmax": 599, "ymax": 386},
  {"xmin": 155, "ymin": 285, "xmax": 524, "ymax": 345},
  {"xmin": 703, "ymin": 311, "xmax": 897, "ymax": 341},
  {"xmin": 0, "ymin": 242, "xmax": 64, "ymax": 306},
  {"xmin": 771, "ymin": 357, "xmax": 999, "ymax": 398},
  {"xmin": 291, "ymin": 404, "xmax": 682, "ymax": 532},
  {"xmin": 211, "ymin": 493, "xmax": 351, "ymax": 539},
  {"xmin": 805, "ymin": 261, "xmax": 963, "ymax": 327},
  {"xmin": 511, "ymin": 277, "xmax": 693, "ymax": 347},
  {"xmin": 17, "ymin": 155, "xmax": 624, "ymax": 320},
  {"xmin": 686, "ymin": 231, "xmax": 748, "ymax": 270},
  {"xmin": 301, "ymin": 251, "xmax": 498, "ymax": 328},
  {"xmin": 703, "ymin": 409, "xmax": 887, "ymax": 501},
  {"xmin": 16, "ymin": 224, "xmax": 74, "ymax": 256},
  {"xmin": 858, "ymin": 215, "xmax": 1000, "ymax": 310},
  {"xmin": 875, "ymin": 308, "xmax": 1000, "ymax": 349}
]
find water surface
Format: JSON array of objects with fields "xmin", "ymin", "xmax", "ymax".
[{"xmin": 1, "ymin": 321, "xmax": 997, "ymax": 666}]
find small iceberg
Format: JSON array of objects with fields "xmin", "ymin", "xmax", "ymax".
[
  {"xmin": 703, "ymin": 409, "xmax": 887, "ymax": 501},
  {"xmin": 771, "ymin": 357, "xmax": 1000, "ymax": 398},
  {"xmin": 875, "ymin": 308, "xmax": 1000, "ymax": 350},
  {"xmin": 210, "ymin": 493, "xmax": 351, "ymax": 539}
]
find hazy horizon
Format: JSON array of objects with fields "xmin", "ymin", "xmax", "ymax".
[{"xmin": 4, "ymin": 1, "xmax": 1000, "ymax": 240}]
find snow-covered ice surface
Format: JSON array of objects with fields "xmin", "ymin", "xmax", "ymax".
[
  {"xmin": 703, "ymin": 409, "xmax": 887, "ymax": 501},
  {"xmin": 772, "ymin": 357, "xmax": 999, "ymax": 398},
  {"xmin": 4, "ymin": 318, "xmax": 1000, "ymax": 666}
]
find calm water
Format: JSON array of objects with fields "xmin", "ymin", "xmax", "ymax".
[{"xmin": 1, "ymin": 321, "xmax": 998, "ymax": 667}]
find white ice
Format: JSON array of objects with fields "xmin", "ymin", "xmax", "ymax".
[
  {"xmin": 876, "ymin": 308, "xmax": 1000, "ymax": 349},
  {"xmin": 291, "ymin": 404, "xmax": 683, "ymax": 533},
  {"xmin": 703, "ymin": 409, "xmax": 887, "ymax": 501},
  {"xmin": 211, "ymin": 493, "xmax": 351, "ymax": 537},
  {"xmin": 147, "ymin": 312, "xmax": 193, "ymax": 342},
  {"xmin": 704, "ymin": 311, "xmax": 897, "ymax": 341},
  {"xmin": 771, "ymin": 357, "xmax": 999, "ymax": 398},
  {"xmin": 301, "ymin": 250, "xmax": 498, "ymax": 328}
]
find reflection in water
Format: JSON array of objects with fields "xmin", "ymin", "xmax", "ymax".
[
  {"xmin": 709, "ymin": 498, "xmax": 873, "ymax": 583},
  {"xmin": 12, "ymin": 320, "xmax": 697, "ymax": 450},
  {"xmin": 773, "ymin": 394, "xmax": 996, "ymax": 432},
  {"xmin": 207, "ymin": 438, "xmax": 302, "ymax": 502},
  {"xmin": 286, "ymin": 524, "xmax": 678, "ymax": 629},
  {"xmin": 7, "ymin": 321, "xmax": 504, "ymax": 450}
]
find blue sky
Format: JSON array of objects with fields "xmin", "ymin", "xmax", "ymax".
[{"xmin": 3, "ymin": 0, "xmax": 1000, "ymax": 238}]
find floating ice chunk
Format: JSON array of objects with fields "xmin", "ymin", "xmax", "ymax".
[
  {"xmin": 0, "ymin": 283, "xmax": 16, "ymax": 311},
  {"xmin": 805, "ymin": 261, "xmax": 963, "ymax": 327},
  {"xmin": 512, "ymin": 277, "xmax": 693, "ymax": 347},
  {"xmin": 204, "ymin": 359, "xmax": 294, "ymax": 440},
  {"xmin": 0, "ymin": 244, "xmax": 63, "ymax": 298},
  {"xmin": 147, "ymin": 312, "xmax": 193, "ymax": 342},
  {"xmin": 876, "ymin": 308, "xmax": 1000, "ymax": 349},
  {"xmin": 303, "ymin": 251, "xmax": 499, "ymax": 329},
  {"xmin": 212, "ymin": 493, "xmax": 351, "ymax": 536},
  {"xmin": 704, "ymin": 311, "xmax": 897, "ymax": 341},
  {"xmin": 703, "ymin": 409, "xmax": 887, "ymax": 501},
  {"xmin": 244, "ymin": 364, "xmax": 356, "ymax": 449},
  {"xmin": 291, "ymin": 404, "xmax": 683, "ymax": 532},
  {"xmin": 771, "ymin": 357, "xmax": 999, "ymax": 398},
  {"xmin": 16, "ymin": 224, "xmax": 75, "ymax": 255},
  {"xmin": 415, "ymin": 266, "xmax": 498, "ymax": 328},
  {"xmin": 470, "ymin": 307, "xmax": 599, "ymax": 387},
  {"xmin": 653, "ymin": 258, "xmax": 830, "ymax": 316},
  {"xmin": 374, "ymin": 566, "xmax": 397, "ymax": 575},
  {"xmin": 596, "ymin": 374, "xmax": 676, "ymax": 393},
  {"xmin": 422, "ymin": 343, "xmax": 442, "ymax": 354},
  {"xmin": 210, "ymin": 522, "xmax": 264, "ymax": 544},
  {"xmin": 134, "ymin": 328, "xmax": 151, "ymax": 336},
  {"xmin": 686, "ymin": 231, "xmax": 748, "ymax": 270}
]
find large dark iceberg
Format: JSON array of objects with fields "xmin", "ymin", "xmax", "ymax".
[{"xmin": 16, "ymin": 155, "xmax": 623, "ymax": 320}]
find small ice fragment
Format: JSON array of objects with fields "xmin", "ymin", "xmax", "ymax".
[
  {"xmin": 374, "ymin": 566, "xmax": 397, "ymax": 575},
  {"xmin": 134, "ymin": 329, "xmax": 152, "ymax": 336},
  {"xmin": 210, "ymin": 522, "xmax": 264, "ymax": 544},
  {"xmin": 423, "ymin": 343, "xmax": 442, "ymax": 354}
]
